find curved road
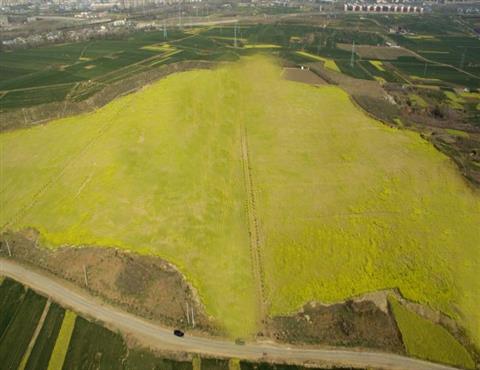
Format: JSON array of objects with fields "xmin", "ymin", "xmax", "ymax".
[{"xmin": 0, "ymin": 259, "xmax": 458, "ymax": 370}]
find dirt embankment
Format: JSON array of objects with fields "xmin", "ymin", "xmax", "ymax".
[
  {"xmin": 267, "ymin": 298, "xmax": 405, "ymax": 354},
  {"xmin": 282, "ymin": 67, "xmax": 327, "ymax": 86},
  {"xmin": 307, "ymin": 62, "xmax": 387, "ymax": 99},
  {"xmin": 337, "ymin": 44, "xmax": 414, "ymax": 61},
  {"xmin": 0, "ymin": 60, "xmax": 219, "ymax": 132},
  {"xmin": 0, "ymin": 229, "xmax": 219, "ymax": 336}
]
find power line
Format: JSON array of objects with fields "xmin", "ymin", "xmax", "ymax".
[
  {"xmin": 460, "ymin": 48, "xmax": 466, "ymax": 69},
  {"xmin": 191, "ymin": 306, "xmax": 195, "ymax": 328},
  {"xmin": 83, "ymin": 265, "xmax": 89, "ymax": 287},
  {"xmin": 4, "ymin": 239, "xmax": 11, "ymax": 257},
  {"xmin": 350, "ymin": 40, "xmax": 356, "ymax": 67}
]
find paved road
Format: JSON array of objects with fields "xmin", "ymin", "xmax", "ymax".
[{"xmin": 0, "ymin": 259, "xmax": 459, "ymax": 370}]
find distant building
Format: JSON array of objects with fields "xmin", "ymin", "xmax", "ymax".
[
  {"xmin": 120, "ymin": 0, "xmax": 201, "ymax": 9},
  {"xmin": 0, "ymin": 0, "xmax": 28, "ymax": 5},
  {"xmin": 113, "ymin": 19, "xmax": 126, "ymax": 26},
  {"xmin": 344, "ymin": 3, "xmax": 424, "ymax": 13}
]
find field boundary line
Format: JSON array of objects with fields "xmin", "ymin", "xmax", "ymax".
[
  {"xmin": 0, "ymin": 82, "xmax": 77, "ymax": 94},
  {"xmin": 406, "ymin": 49, "xmax": 480, "ymax": 80},
  {"xmin": 18, "ymin": 299, "xmax": 51, "ymax": 370}
]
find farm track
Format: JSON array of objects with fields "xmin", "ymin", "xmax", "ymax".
[
  {"xmin": 0, "ymin": 102, "xmax": 126, "ymax": 232},
  {"xmin": 240, "ymin": 122, "xmax": 267, "ymax": 325},
  {"xmin": 18, "ymin": 299, "xmax": 51, "ymax": 370},
  {"xmin": 403, "ymin": 48, "xmax": 480, "ymax": 81},
  {"xmin": 0, "ymin": 82, "xmax": 77, "ymax": 94},
  {"xmin": 0, "ymin": 259, "xmax": 460, "ymax": 370},
  {"xmin": 0, "ymin": 32, "xmax": 197, "ymax": 98}
]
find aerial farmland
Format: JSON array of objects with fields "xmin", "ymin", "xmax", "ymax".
[{"xmin": 1, "ymin": 4, "xmax": 480, "ymax": 370}]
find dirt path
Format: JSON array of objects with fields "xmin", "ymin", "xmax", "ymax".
[
  {"xmin": 240, "ymin": 121, "xmax": 267, "ymax": 327},
  {"xmin": 0, "ymin": 258, "xmax": 460, "ymax": 370},
  {"xmin": 18, "ymin": 299, "xmax": 51, "ymax": 370}
]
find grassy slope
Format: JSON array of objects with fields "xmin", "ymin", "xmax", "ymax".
[
  {"xmin": 389, "ymin": 297, "xmax": 474, "ymax": 369},
  {"xmin": 239, "ymin": 58, "xmax": 480, "ymax": 345},
  {"xmin": 0, "ymin": 65, "xmax": 255, "ymax": 337},
  {"xmin": 1, "ymin": 57, "xmax": 479, "ymax": 343}
]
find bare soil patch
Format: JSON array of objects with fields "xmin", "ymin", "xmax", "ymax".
[
  {"xmin": 307, "ymin": 62, "xmax": 386, "ymax": 99},
  {"xmin": 0, "ymin": 229, "xmax": 219, "ymax": 335},
  {"xmin": 337, "ymin": 44, "xmax": 413, "ymax": 60},
  {"xmin": 282, "ymin": 68, "xmax": 326, "ymax": 86},
  {"xmin": 267, "ymin": 300, "xmax": 405, "ymax": 354}
]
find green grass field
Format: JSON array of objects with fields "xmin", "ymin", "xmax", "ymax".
[
  {"xmin": 62, "ymin": 317, "xmax": 126, "ymax": 370},
  {"xmin": 125, "ymin": 349, "xmax": 193, "ymax": 370},
  {"xmin": 1, "ymin": 57, "xmax": 479, "ymax": 349},
  {"xmin": 0, "ymin": 278, "xmax": 27, "ymax": 337},
  {"xmin": 0, "ymin": 289, "xmax": 46, "ymax": 369},
  {"xmin": 2, "ymin": 18, "xmax": 479, "ymax": 111},
  {"xmin": 389, "ymin": 297, "xmax": 475, "ymax": 369}
]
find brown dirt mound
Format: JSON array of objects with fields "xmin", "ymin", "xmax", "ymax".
[
  {"xmin": 268, "ymin": 300, "xmax": 405, "ymax": 354},
  {"xmin": 337, "ymin": 44, "xmax": 413, "ymax": 61},
  {"xmin": 282, "ymin": 68, "xmax": 326, "ymax": 85}
]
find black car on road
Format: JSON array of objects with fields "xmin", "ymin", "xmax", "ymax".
[{"xmin": 173, "ymin": 329, "xmax": 185, "ymax": 337}]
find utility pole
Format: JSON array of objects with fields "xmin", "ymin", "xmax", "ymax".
[
  {"xmin": 186, "ymin": 303, "xmax": 190, "ymax": 325},
  {"xmin": 178, "ymin": 3, "xmax": 182, "ymax": 29},
  {"xmin": 350, "ymin": 40, "xmax": 355, "ymax": 67},
  {"xmin": 163, "ymin": 23, "xmax": 167, "ymax": 40},
  {"xmin": 423, "ymin": 62, "xmax": 428, "ymax": 77},
  {"xmin": 234, "ymin": 23, "xmax": 237, "ymax": 48},
  {"xmin": 460, "ymin": 48, "xmax": 466, "ymax": 69},
  {"xmin": 4, "ymin": 239, "xmax": 11, "ymax": 257},
  {"xmin": 83, "ymin": 265, "xmax": 89, "ymax": 287},
  {"xmin": 191, "ymin": 306, "xmax": 195, "ymax": 328}
]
